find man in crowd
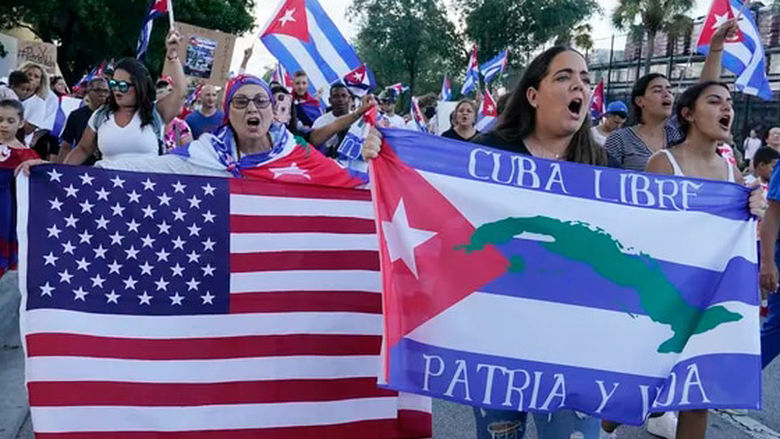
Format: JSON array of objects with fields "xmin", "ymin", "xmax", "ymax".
[
  {"xmin": 379, "ymin": 94, "xmax": 405, "ymax": 128},
  {"xmin": 311, "ymin": 83, "xmax": 356, "ymax": 157},
  {"xmin": 57, "ymin": 77, "xmax": 109, "ymax": 164},
  {"xmin": 766, "ymin": 127, "xmax": 780, "ymax": 153},
  {"xmin": 744, "ymin": 128, "xmax": 763, "ymax": 166},
  {"xmin": 591, "ymin": 101, "xmax": 628, "ymax": 147},
  {"xmin": 292, "ymin": 70, "xmax": 322, "ymax": 129},
  {"xmin": 184, "ymin": 84, "xmax": 222, "ymax": 139}
]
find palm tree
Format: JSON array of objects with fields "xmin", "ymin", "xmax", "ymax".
[
  {"xmin": 573, "ymin": 24, "xmax": 594, "ymax": 61},
  {"xmin": 612, "ymin": 0, "xmax": 694, "ymax": 75}
]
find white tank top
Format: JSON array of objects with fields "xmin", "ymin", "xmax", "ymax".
[{"xmin": 659, "ymin": 149, "xmax": 735, "ymax": 182}]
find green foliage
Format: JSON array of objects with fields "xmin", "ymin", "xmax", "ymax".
[
  {"xmin": 458, "ymin": 0, "xmax": 600, "ymax": 67},
  {"xmin": 348, "ymin": 0, "xmax": 464, "ymax": 97},
  {"xmin": 0, "ymin": 0, "xmax": 254, "ymax": 84},
  {"xmin": 611, "ymin": 0, "xmax": 694, "ymax": 74}
]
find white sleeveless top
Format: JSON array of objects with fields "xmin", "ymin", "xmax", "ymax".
[{"xmin": 659, "ymin": 149, "xmax": 735, "ymax": 182}]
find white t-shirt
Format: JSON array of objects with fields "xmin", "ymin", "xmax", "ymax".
[
  {"xmin": 591, "ymin": 126, "xmax": 608, "ymax": 147},
  {"xmin": 22, "ymin": 95, "xmax": 47, "ymax": 129},
  {"xmin": 744, "ymin": 137, "xmax": 762, "ymax": 161},
  {"xmin": 311, "ymin": 111, "xmax": 340, "ymax": 152},
  {"xmin": 88, "ymin": 110, "xmax": 159, "ymax": 163},
  {"xmin": 383, "ymin": 113, "xmax": 406, "ymax": 129}
]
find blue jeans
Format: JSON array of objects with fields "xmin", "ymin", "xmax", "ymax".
[
  {"xmin": 473, "ymin": 407, "xmax": 526, "ymax": 439},
  {"xmin": 762, "ymin": 290, "xmax": 780, "ymax": 368},
  {"xmin": 533, "ymin": 412, "xmax": 601, "ymax": 439}
]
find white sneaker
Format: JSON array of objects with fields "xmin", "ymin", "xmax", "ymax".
[
  {"xmin": 599, "ymin": 428, "xmax": 617, "ymax": 439},
  {"xmin": 646, "ymin": 412, "xmax": 678, "ymax": 439}
]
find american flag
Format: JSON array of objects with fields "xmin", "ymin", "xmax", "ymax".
[{"xmin": 17, "ymin": 165, "xmax": 431, "ymax": 438}]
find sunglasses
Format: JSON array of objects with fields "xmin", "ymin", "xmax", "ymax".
[
  {"xmin": 274, "ymin": 94, "xmax": 287, "ymax": 102},
  {"xmin": 108, "ymin": 79, "xmax": 135, "ymax": 93},
  {"xmin": 231, "ymin": 94, "xmax": 272, "ymax": 110}
]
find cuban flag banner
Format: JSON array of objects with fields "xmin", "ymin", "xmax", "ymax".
[
  {"xmin": 260, "ymin": 0, "xmax": 366, "ymax": 100},
  {"xmin": 696, "ymin": 0, "xmax": 772, "ymax": 100},
  {"xmin": 479, "ymin": 50, "xmax": 509, "ymax": 85},
  {"xmin": 409, "ymin": 97, "xmax": 427, "ymax": 133},
  {"xmin": 589, "ymin": 79, "xmax": 605, "ymax": 121},
  {"xmin": 342, "ymin": 63, "xmax": 376, "ymax": 97},
  {"xmin": 439, "ymin": 75, "xmax": 452, "ymax": 102},
  {"xmin": 475, "ymin": 88, "xmax": 497, "ymax": 132},
  {"xmin": 136, "ymin": 0, "xmax": 168, "ymax": 60},
  {"xmin": 387, "ymin": 83, "xmax": 408, "ymax": 97},
  {"xmin": 370, "ymin": 129, "xmax": 761, "ymax": 425},
  {"xmin": 51, "ymin": 97, "xmax": 83, "ymax": 139},
  {"xmin": 271, "ymin": 63, "xmax": 293, "ymax": 90},
  {"xmin": 461, "ymin": 45, "xmax": 479, "ymax": 95}
]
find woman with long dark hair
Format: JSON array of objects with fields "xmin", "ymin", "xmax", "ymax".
[
  {"xmin": 645, "ymin": 80, "xmax": 764, "ymax": 439},
  {"xmin": 604, "ymin": 20, "xmax": 735, "ymax": 172},
  {"xmin": 62, "ymin": 29, "xmax": 186, "ymax": 166}
]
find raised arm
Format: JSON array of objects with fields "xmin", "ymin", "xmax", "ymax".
[
  {"xmin": 700, "ymin": 18, "xmax": 739, "ymax": 82},
  {"xmin": 157, "ymin": 29, "xmax": 187, "ymax": 124}
]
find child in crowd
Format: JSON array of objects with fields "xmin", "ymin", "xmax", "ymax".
[{"xmin": 0, "ymin": 99, "xmax": 35, "ymax": 157}]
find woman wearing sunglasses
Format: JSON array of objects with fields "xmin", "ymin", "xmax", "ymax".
[
  {"xmin": 18, "ymin": 74, "xmax": 368, "ymax": 189},
  {"xmin": 60, "ymin": 29, "xmax": 186, "ymax": 166}
]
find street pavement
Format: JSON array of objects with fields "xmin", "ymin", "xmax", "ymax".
[{"xmin": 2, "ymin": 264, "xmax": 779, "ymax": 439}]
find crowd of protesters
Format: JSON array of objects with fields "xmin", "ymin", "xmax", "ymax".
[{"xmin": 0, "ymin": 16, "xmax": 778, "ymax": 439}]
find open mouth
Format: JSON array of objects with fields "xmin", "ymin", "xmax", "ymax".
[
  {"xmin": 247, "ymin": 117, "xmax": 260, "ymax": 127},
  {"xmin": 718, "ymin": 115, "xmax": 731, "ymax": 130},
  {"xmin": 567, "ymin": 98, "xmax": 583, "ymax": 116},
  {"xmin": 662, "ymin": 100, "xmax": 673, "ymax": 108}
]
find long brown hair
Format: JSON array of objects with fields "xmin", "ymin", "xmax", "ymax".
[{"xmin": 493, "ymin": 46, "xmax": 607, "ymax": 166}]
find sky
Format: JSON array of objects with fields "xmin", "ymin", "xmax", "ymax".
[{"xmin": 228, "ymin": 0, "xmax": 713, "ymax": 75}]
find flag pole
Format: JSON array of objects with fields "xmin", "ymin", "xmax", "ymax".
[{"xmin": 168, "ymin": 0, "xmax": 175, "ymax": 29}]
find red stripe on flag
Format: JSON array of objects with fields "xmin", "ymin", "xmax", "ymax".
[
  {"xmin": 229, "ymin": 179, "xmax": 372, "ymax": 201},
  {"xmin": 26, "ymin": 333, "xmax": 381, "ymax": 359},
  {"xmin": 29, "ymin": 378, "xmax": 397, "ymax": 406},
  {"xmin": 230, "ymin": 215, "xmax": 376, "ymax": 234},
  {"xmin": 230, "ymin": 291, "xmax": 381, "ymax": 314},
  {"xmin": 230, "ymin": 251, "xmax": 379, "ymax": 272},
  {"xmin": 32, "ymin": 418, "xmax": 430, "ymax": 439}
]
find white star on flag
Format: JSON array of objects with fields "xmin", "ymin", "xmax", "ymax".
[
  {"xmin": 73, "ymin": 287, "xmax": 89, "ymax": 301},
  {"xmin": 40, "ymin": 282, "xmax": 55, "ymax": 297},
  {"xmin": 269, "ymin": 162, "xmax": 311, "ymax": 180},
  {"xmin": 201, "ymin": 291, "xmax": 215, "ymax": 304},
  {"xmin": 142, "ymin": 178, "xmax": 156, "ymax": 191},
  {"xmin": 278, "ymin": 8, "xmax": 296, "ymax": 26},
  {"xmin": 79, "ymin": 173, "xmax": 95, "ymax": 186},
  {"xmin": 381, "ymin": 199, "xmax": 437, "ymax": 278},
  {"xmin": 202, "ymin": 184, "xmax": 216, "ymax": 196},
  {"xmin": 138, "ymin": 291, "xmax": 153, "ymax": 305},
  {"xmin": 47, "ymin": 169, "xmax": 62, "ymax": 182},
  {"xmin": 170, "ymin": 292, "xmax": 185, "ymax": 306},
  {"xmin": 105, "ymin": 290, "xmax": 120, "ymax": 304},
  {"xmin": 49, "ymin": 198, "xmax": 63, "ymax": 211}
]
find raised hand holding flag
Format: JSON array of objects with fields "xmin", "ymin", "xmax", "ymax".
[
  {"xmin": 461, "ymin": 44, "xmax": 479, "ymax": 95},
  {"xmin": 696, "ymin": 0, "xmax": 772, "ymax": 100},
  {"xmin": 136, "ymin": 0, "xmax": 169, "ymax": 60},
  {"xmin": 439, "ymin": 75, "xmax": 452, "ymax": 101}
]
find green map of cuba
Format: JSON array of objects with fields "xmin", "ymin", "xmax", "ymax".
[{"xmin": 455, "ymin": 216, "xmax": 743, "ymax": 354}]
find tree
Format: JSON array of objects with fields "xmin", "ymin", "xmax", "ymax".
[
  {"xmin": 0, "ymin": 0, "xmax": 254, "ymax": 84},
  {"xmin": 612, "ymin": 0, "xmax": 694, "ymax": 75},
  {"xmin": 458, "ymin": 0, "xmax": 599, "ymax": 68},
  {"xmin": 556, "ymin": 23, "xmax": 594, "ymax": 60},
  {"xmin": 348, "ymin": 0, "xmax": 463, "ymax": 96}
]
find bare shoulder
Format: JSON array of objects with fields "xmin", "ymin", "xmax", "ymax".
[{"xmin": 645, "ymin": 150, "xmax": 675, "ymax": 175}]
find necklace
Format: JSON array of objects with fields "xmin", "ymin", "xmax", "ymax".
[{"xmin": 525, "ymin": 138, "xmax": 565, "ymax": 160}]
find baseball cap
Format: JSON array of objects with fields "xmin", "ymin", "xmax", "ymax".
[{"xmin": 605, "ymin": 101, "xmax": 628, "ymax": 117}]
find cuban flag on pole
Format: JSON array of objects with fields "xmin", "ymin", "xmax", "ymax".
[
  {"xmin": 696, "ymin": 0, "xmax": 772, "ymax": 100},
  {"xmin": 439, "ymin": 75, "xmax": 452, "ymax": 101},
  {"xmin": 475, "ymin": 88, "xmax": 498, "ymax": 132},
  {"xmin": 271, "ymin": 63, "xmax": 294, "ymax": 91},
  {"xmin": 387, "ymin": 83, "xmax": 408, "ymax": 97},
  {"xmin": 342, "ymin": 63, "xmax": 376, "ymax": 97},
  {"xmin": 461, "ymin": 45, "xmax": 479, "ymax": 95},
  {"xmin": 479, "ymin": 50, "xmax": 509, "ymax": 85},
  {"xmin": 589, "ymin": 79, "xmax": 606, "ymax": 121},
  {"xmin": 370, "ymin": 129, "xmax": 760, "ymax": 425},
  {"xmin": 260, "ymin": 0, "xmax": 367, "ymax": 101},
  {"xmin": 410, "ymin": 97, "xmax": 427, "ymax": 133},
  {"xmin": 136, "ymin": 0, "xmax": 168, "ymax": 60}
]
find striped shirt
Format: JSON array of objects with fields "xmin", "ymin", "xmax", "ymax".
[{"xmin": 604, "ymin": 118, "xmax": 683, "ymax": 171}]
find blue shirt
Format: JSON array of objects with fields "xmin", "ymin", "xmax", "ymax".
[
  {"xmin": 768, "ymin": 164, "xmax": 780, "ymax": 203},
  {"xmin": 185, "ymin": 110, "xmax": 224, "ymax": 139}
]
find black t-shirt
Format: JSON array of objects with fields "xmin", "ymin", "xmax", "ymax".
[
  {"xmin": 442, "ymin": 128, "xmax": 479, "ymax": 142},
  {"xmin": 60, "ymin": 106, "xmax": 99, "ymax": 165}
]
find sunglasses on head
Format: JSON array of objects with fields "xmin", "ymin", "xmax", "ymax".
[
  {"xmin": 108, "ymin": 79, "xmax": 134, "ymax": 93},
  {"xmin": 231, "ymin": 94, "xmax": 272, "ymax": 110}
]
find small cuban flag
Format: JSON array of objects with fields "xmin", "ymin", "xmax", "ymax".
[
  {"xmin": 410, "ymin": 97, "xmax": 427, "ymax": 133},
  {"xmin": 475, "ymin": 88, "xmax": 498, "ymax": 132},
  {"xmin": 387, "ymin": 83, "xmax": 408, "ymax": 98},
  {"xmin": 479, "ymin": 50, "xmax": 509, "ymax": 85},
  {"xmin": 589, "ymin": 79, "xmax": 605, "ymax": 121},
  {"xmin": 439, "ymin": 75, "xmax": 452, "ymax": 101},
  {"xmin": 271, "ymin": 63, "xmax": 294, "ymax": 91},
  {"xmin": 461, "ymin": 44, "xmax": 479, "ymax": 95},
  {"xmin": 696, "ymin": 0, "xmax": 772, "ymax": 100},
  {"xmin": 342, "ymin": 64, "xmax": 376, "ymax": 97},
  {"xmin": 136, "ymin": 0, "xmax": 169, "ymax": 60}
]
